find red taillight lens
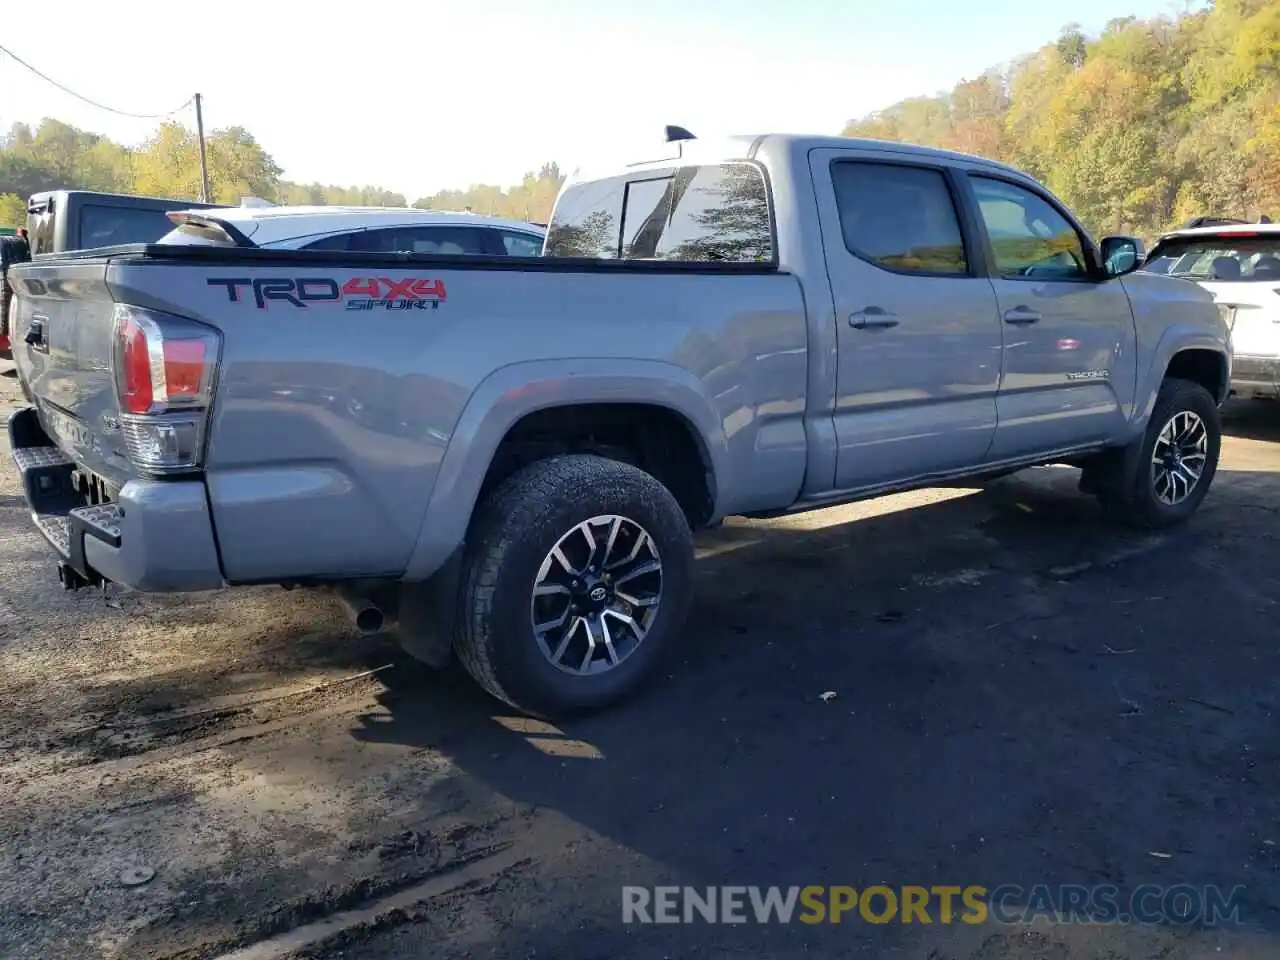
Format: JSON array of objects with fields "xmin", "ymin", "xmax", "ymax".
[
  {"xmin": 112, "ymin": 306, "xmax": 218, "ymax": 414},
  {"xmin": 117, "ymin": 314, "xmax": 155, "ymax": 414},
  {"xmin": 111, "ymin": 305, "xmax": 220, "ymax": 474}
]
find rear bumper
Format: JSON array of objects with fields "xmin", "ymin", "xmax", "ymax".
[
  {"xmin": 1230, "ymin": 355, "xmax": 1280, "ymax": 399},
  {"xmin": 9, "ymin": 406, "xmax": 224, "ymax": 592}
]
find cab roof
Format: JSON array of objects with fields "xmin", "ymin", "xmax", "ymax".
[{"xmin": 579, "ymin": 132, "xmax": 1026, "ymax": 182}]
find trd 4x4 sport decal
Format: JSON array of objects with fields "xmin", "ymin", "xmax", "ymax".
[{"xmin": 207, "ymin": 277, "xmax": 448, "ymax": 310}]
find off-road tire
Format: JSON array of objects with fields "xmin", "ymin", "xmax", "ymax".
[
  {"xmin": 1095, "ymin": 377, "xmax": 1221, "ymax": 528},
  {"xmin": 455, "ymin": 454, "xmax": 695, "ymax": 717}
]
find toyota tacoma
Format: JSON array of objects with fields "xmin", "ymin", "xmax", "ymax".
[{"xmin": 4, "ymin": 132, "xmax": 1231, "ymax": 716}]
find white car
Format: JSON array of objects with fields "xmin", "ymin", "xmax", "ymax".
[
  {"xmin": 157, "ymin": 204, "xmax": 546, "ymax": 257},
  {"xmin": 1141, "ymin": 221, "xmax": 1280, "ymax": 399}
]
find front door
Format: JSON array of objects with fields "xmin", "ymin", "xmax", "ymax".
[
  {"xmin": 964, "ymin": 174, "xmax": 1137, "ymax": 460},
  {"xmin": 810, "ymin": 149, "xmax": 1003, "ymax": 490}
]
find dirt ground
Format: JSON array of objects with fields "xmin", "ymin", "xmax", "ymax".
[{"xmin": 2, "ymin": 365, "xmax": 1280, "ymax": 960}]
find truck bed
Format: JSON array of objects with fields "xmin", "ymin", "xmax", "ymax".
[{"xmin": 6, "ymin": 244, "xmax": 808, "ymax": 589}]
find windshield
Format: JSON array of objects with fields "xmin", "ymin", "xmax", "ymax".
[{"xmin": 1142, "ymin": 234, "xmax": 1280, "ymax": 282}]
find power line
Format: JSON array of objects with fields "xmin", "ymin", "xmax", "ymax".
[{"xmin": 0, "ymin": 43, "xmax": 193, "ymax": 120}]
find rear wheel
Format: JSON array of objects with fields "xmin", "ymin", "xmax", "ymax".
[
  {"xmin": 455, "ymin": 454, "xmax": 694, "ymax": 717},
  {"xmin": 1095, "ymin": 377, "xmax": 1221, "ymax": 528}
]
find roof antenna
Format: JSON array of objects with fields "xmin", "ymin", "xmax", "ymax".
[{"xmin": 665, "ymin": 124, "xmax": 696, "ymax": 158}]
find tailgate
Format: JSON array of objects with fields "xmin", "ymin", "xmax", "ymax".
[{"xmin": 9, "ymin": 258, "xmax": 132, "ymax": 482}]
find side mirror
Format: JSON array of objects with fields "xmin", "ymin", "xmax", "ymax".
[{"xmin": 1100, "ymin": 235, "xmax": 1145, "ymax": 277}]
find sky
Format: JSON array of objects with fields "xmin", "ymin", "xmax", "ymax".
[{"xmin": 1, "ymin": 0, "xmax": 1199, "ymax": 201}]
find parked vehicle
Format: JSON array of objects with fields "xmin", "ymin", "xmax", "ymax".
[
  {"xmin": 25, "ymin": 190, "xmax": 222, "ymax": 256},
  {"xmin": 0, "ymin": 233, "xmax": 31, "ymax": 360},
  {"xmin": 1141, "ymin": 221, "xmax": 1280, "ymax": 400},
  {"xmin": 157, "ymin": 205, "xmax": 546, "ymax": 256},
  {"xmin": 5, "ymin": 132, "xmax": 1230, "ymax": 716}
]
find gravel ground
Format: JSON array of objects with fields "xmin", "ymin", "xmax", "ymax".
[{"xmin": 1, "ymin": 365, "xmax": 1279, "ymax": 959}]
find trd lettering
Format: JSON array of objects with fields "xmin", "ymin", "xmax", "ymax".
[{"xmin": 207, "ymin": 277, "xmax": 341, "ymax": 309}]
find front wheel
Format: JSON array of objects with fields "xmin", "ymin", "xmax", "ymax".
[
  {"xmin": 1096, "ymin": 377, "xmax": 1222, "ymax": 528},
  {"xmin": 455, "ymin": 454, "xmax": 695, "ymax": 717}
]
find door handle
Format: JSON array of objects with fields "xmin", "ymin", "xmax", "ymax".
[
  {"xmin": 850, "ymin": 307, "xmax": 900, "ymax": 329},
  {"xmin": 1003, "ymin": 306, "xmax": 1042, "ymax": 325}
]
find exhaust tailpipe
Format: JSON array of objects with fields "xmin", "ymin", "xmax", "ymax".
[{"xmin": 334, "ymin": 585, "xmax": 386, "ymax": 635}]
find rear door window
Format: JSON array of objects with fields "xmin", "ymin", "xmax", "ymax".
[
  {"xmin": 499, "ymin": 231, "xmax": 544, "ymax": 256},
  {"xmin": 354, "ymin": 226, "xmax": 488, "ymax": 254},
  {"xmin": 301, "ymin": 232, "xmax": 360, "ymax": 251},
  {"xmin": 830, "ymin": 161, "xmax": 969, "ymax": 275}
]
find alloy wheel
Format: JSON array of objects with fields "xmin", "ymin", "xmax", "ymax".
[{"xmin": 529, "ymin": 515, "xmax": 663, "ymax": 675}]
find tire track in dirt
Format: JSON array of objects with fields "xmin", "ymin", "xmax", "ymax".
[
  {"xmin": 202, "ymin": 842, "xmax": 532, "ymax": 960},
  {"xmin": 1, "ymin": 663, "xmax": 398, "ymax": 788}
]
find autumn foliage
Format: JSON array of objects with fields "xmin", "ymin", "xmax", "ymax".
[{"xmin": 843, "ymin": 0, "xmax": 1280, "ymax": 237}]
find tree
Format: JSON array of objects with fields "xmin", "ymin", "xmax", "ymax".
[
  {"xmin": 1056, "ymin": 24, "xmax": 1089, "ymax": 69},
  {"xmin": 840, "ymin": 0, "xmax": 1280, "ymax": 236},
  {"xmin": 0, "ymin": 193, "xmax": 26, "ymax": 229},
  {"xmin": 412, "ymin": 163, "xmax": 565, "ymax": 222}
]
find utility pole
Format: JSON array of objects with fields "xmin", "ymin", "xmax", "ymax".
[{"xmin": 194, "ymin": 93, "xmax": 212, "ymax": 204}]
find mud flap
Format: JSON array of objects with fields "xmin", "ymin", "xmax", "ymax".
[{"xmin": 393, "ymin": 549, "xmax": 463, "ymax": 668}]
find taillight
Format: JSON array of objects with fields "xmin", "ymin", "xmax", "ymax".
[
  {"xmin": 111, "ymin": 305, "xmax": 220, "ymax": 475},
  {"xmin": 116, "ymin": 313, "xmax": 154, "ymax": 414}
]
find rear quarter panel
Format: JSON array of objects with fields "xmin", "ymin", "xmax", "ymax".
[{"xmin": 107, "ymin": 261, "xmax": 809, "ymax": 583}]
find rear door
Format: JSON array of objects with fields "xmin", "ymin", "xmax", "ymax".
[
  {"xmin": 963, "ymin": 174, "xmax": 1136, "ymax": 459},
  {"xmin": 809, "ymin": 148, "xmax": 1003, "ymax": 490}
]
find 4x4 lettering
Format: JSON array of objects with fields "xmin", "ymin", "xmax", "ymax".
[
  {"xmin": 342, "ymin": 278, "xmax": 381, "ymax": 297},
  {"xmin": 379, "ymin": 277, "xmax": 420, "ymax": 300},
  {"xmin": 411, "ymin": 278, "xmax": 447, "ymax": 300}
]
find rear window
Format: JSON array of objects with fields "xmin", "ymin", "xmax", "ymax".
[
  {"xmin": 1142, "ymin": 235, "xmax": 1280, "ymax": 282},
  {"xmin": 79, "ymin": 204, "xmax": 179, "ymax": 249},
  {"xmin": 545, "ymin": 162, "xmax": 773, "ymax": 263}
]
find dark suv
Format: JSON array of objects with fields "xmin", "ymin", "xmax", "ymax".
[
  {"xmin": 0, "ymin": 234, "xmax": 31, "ymax": 360},
  {"xmin": 25, "ymin": 190, "xmax": 221, "ymax": 256}
]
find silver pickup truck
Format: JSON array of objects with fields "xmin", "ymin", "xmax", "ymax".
[{"xmin": 5, "ymin": 133, "xmax": 1231, "ymax": 716}]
